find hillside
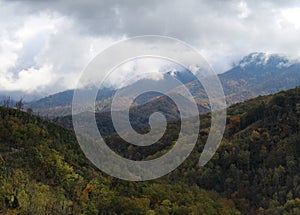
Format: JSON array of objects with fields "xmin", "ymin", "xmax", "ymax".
[
  {"xmin": 53, "ymin": 93, "xmax": 209, "ymax": 137},
  {"xmin": 86, "ymin": 86, "xmax": 300, "ymax": 214},
  {"xmin": 171, "ymin": 86, "xmax": 300, "ymax": 214},
  {"xmin": 0, "ymin": 107, "xmax": 238, "ymax": 214},
  {"xmin": 1, "ymin": 86, "xmax": 300, "ymax": 214}
]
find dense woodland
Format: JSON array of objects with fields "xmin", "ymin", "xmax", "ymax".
[
  {"xmin": 1, "ymin": 86, "xmax": 300, "ymax": 214},
  {"xmin": 0, "ymin": 104, "xmax": 238, "ymax": 214}
]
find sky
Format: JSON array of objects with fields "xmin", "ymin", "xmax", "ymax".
[{"xmin": 1, "ymin": 0, "xmax": 300, "ymax": 99}]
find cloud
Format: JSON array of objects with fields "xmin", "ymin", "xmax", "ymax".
[
  {"xmin": 1, "ymin": 0, "xmax": 300, "ymax": 97},
  {"xmin": 0, "ymin": 1, "xmax": 120, "ymax": 95},
  {"xmin": 0, "ymin": 65, "xmax": 53, "ymax": 92},
  {"xmin": 104, "ymin": 58, "xmax": 169, "ymax": 89}
]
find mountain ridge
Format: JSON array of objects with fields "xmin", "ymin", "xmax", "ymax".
[{"xmin": 25, "ymin": 52, "xmax": 300, "ymax": 117}]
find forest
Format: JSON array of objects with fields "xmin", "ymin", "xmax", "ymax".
[{"xmin": 1, "ymin": 86, "xmax": 300, "ymax": 214}]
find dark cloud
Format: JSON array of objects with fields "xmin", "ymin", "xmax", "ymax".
[
  {"xmin": 5, "ymin": 0, "xmax": 300, "ymax": 38},
  {"xmin": 5, "ymin": 0, "xmax": 300, "ymax": 64}
]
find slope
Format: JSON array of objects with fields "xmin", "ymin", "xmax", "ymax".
[{"xmin": 0, "ymin": 106, "xmax": 238, "ymax": 214}]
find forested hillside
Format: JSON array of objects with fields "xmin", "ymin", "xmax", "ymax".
[
  {"xmin": 1, "ymin": 86, "xmax": 300, "ymax": 214},
  {"xmin": 171, "ymin": 87, "xmax": 300, "ymax": 214},
  {"xmin": 0, "ymin": 107, "xmax": 238, "ymax": 214},
  {"xmin": 93, "ymin": 86, "xmax": 300, "ymax": 214}
]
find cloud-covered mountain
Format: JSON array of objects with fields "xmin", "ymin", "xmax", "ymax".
[
  {"xmin": 220, "ymin": 52, "xmax": 300, "ymax": 103},
  {"xmin": 25, "ymin": 52, "xmax": 300, "ymax": 117}
]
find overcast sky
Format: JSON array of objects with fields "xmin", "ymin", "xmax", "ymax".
[{"xmin": 1, "ymin": 0, "xmax": 300, "ymax": 97}]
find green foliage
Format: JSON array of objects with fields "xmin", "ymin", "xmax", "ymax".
[
  {"xmin": 2, "ymin": 86, "xmax": 300, "ymax": 214},
  {"xmin": 0, "ymin": 106, "xmax": 238, "ymax": 214},
  {"xmin": 172, "ymin": 87, "xmax": 300, "ymax": 214}
]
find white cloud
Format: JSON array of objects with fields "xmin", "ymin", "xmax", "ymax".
[
  {"xmin": 0, "ymin": 2, "xmax": 120, "ymax": 95},
  {"xmin": 281, "ymin": 7, "xmax": 300, "ymax": 28},
  {"xmin": 237, "ymin": 1, "xmax": 251, "ymax": 19},
  {"xmin": 0, "ymin": 65, "xmax": 53, "ymax": 92},
  {"xmin": 104, "ymin": 58, "xmax": 167, "ymax": 89},
  {"xmin": 1, "ymin": 0, "xmax": 300, "ymax": 98}
]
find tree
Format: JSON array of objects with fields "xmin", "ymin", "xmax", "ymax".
[
  {"xmin": 15, "ymin": 98, "xmax": 24, "ymax": 111},
  {"xmin": 228, "ymin": 116, "xmax": 241, "ymax": 136},
  {"xmin": 3, "ymin": 96, "xmax": 11, "ymax": 108},
  {"xmin": 27, "ymin": 108, "xmax": 33, "ymax": 115}
]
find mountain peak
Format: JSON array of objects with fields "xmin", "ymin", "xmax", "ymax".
[
  {"xmin": 165, "ymin": 68, "xmax": 196, "ymax": 84},
  {"xmin": 166, "ymin": 69, "xmax": 179, "ymax": 77},
  {"xmin": 238, "ymin": 52, "xmax": 290, "ymax": 69}
]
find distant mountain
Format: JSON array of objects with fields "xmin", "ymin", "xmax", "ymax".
[
  {"xmin": 27, "ymin": 87, "xmax": 116, "ymax": 116},
  {"xmin": 220, "ymin": 52, "xmax": 300, "ymax": 103},
  {"xmin": 166, "ymin": 68, "xmax": 196, "ymax": 84},
  {"xmin": 176, "ymin": 52, "xmax": 300, "ymax": 105},
  {"xmin": 28, "ymin": 69, "xmax": 197, "ymax": 117},
  {"xmin": 29, "ymin": 87, "xmax": 116, "ymax": 109},
  {"xmin": 28, "ymin": 52, "xmax": 300, "ymax": 117}
]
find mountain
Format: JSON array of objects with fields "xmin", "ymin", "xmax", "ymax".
[
  {"xmin": 28, "ymin": 52, "xmax": 300, "ymax": 117},
  {"xmin": 166, "ymin": 68, "xmax": 196, "ymax": 84},
  {"xmin": 220, "ymin": 52, "xmax": 300, "ymax": 103},
  {"xmin": 178, "ymin": 52, "xmax": 300, "ymax": 105},
  {"xmin": 26, "ymin": 69, "xmax": 196, "ymax": 117},
  {"xmin": 2, "ymin": 85, "xmax": 300, "ymax": 214},
  {"xmin": 29, "ymin": 87, "xmax": 117, "ymax": 110}
]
